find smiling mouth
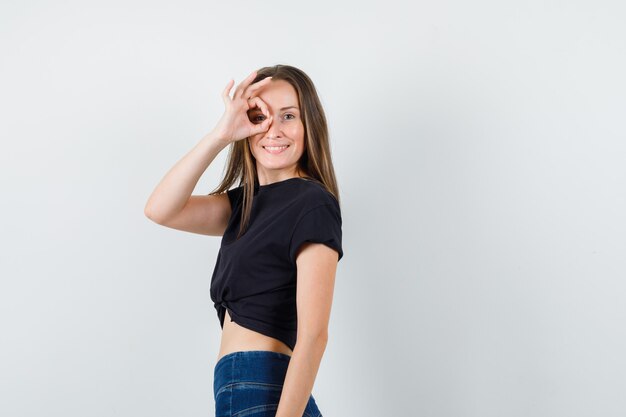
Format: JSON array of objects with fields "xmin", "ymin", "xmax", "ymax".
[{"xmin": 263, "ymin": 145, "xmax": 290, "ymax": 154}]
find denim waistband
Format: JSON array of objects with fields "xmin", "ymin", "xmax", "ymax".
[{"xmin": 213, "ymin": 350, "xmax": 293, "ymax": 395}]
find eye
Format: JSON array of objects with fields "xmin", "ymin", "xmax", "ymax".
[
  {"xmin": 252, "ymin": 113, "xmax": 296, "ymax": 123},
  {"xmin": 250, "ymin": 113, "xmax": 268, "ymax": 124}
]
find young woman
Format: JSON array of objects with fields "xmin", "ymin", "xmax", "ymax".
[{"xmin": 144, "ymin": 64, "xmax": 343, "ymax": 417}]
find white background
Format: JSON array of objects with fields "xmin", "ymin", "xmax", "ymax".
[{"xmin": 1, "ymin": 1, "xmax": 625, "ymax": 416}]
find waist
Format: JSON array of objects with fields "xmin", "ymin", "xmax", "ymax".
[
  {"xmin": 213, "ymin": 350, "xmax": 293, "ymax": 397},
  {"xmin": 217, "ymin": 309, "xmax": 293, "ymax": 363}
]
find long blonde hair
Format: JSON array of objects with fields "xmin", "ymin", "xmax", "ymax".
[{"xmin": 209, "ymin": 64, "xmax": 341, "ymax": 239}]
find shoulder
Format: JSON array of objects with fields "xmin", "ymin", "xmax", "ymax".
[
  {"xmin": 288, "ymin": 179, "xmax": 344, "ymax": 262},
  {"xmin": 292, "ymin": 178, "xmax": 341, "ymax": 213}
]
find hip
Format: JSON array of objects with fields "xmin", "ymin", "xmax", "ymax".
[{"xmin": 213, "ymin": 350, "xmax": 322, "ymax": 417}]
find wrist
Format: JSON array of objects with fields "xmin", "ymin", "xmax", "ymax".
[{"xmin": 203, "ymin": 130, "xmax": 231, "ymax": 149}]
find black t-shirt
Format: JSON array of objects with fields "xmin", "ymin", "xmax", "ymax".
[{"xmin": 209, "ymin": 176, "xmax": 343, "ymax": 351}]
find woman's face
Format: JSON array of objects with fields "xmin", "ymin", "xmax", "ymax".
[{"xmin": 247, "ymin": 79, "xmax": 305, "ymax": 180}]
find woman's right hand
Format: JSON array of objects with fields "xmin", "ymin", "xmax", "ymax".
[{"xmin": 210, "ymin": 70, "xmax": 274, "ymax": 146}]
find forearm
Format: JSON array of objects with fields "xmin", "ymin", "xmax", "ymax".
[
  {"xmin": 144, "ymin": 130, "xmax": 228, "ymax": 222},
  {"xmin": 275, "ymin": 334, "xmax": 328, "ymax": 417}
]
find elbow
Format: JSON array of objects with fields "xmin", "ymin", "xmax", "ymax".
[
  {"xmin": 144, "ymin": 204, "xmax": 163, "ymax": 224},
  {"xmin": 144, "ymin": 204, "xmax": 152, "ymax": 220}
]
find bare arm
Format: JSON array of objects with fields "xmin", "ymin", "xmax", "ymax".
[
  {"xmin": 143, "ymin": 131, "xmax": 229, "ymax": 229},
  {"xmin": 275, "ymin": 242, "xmax": 338, "ymax": 417},
  {"xmin": 144, "ymin": 70, "xmax": 274, "ymax": 235}
]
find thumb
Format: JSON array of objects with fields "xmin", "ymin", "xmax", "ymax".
[{"xmin": 254, "ymin": 115, "xmax": 273, "ymax": 135}]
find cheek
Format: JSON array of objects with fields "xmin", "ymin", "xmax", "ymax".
[
  {"xmin": 291, "ymin": 124, "xmax": 305, "ymax": 143},
  {"xmin": 294, "ymin": 138, "xmax": 306, "ymax": 157},
  {"xmin": 247, "ymin": 138, "xmax": 260, "ymax": 156}
]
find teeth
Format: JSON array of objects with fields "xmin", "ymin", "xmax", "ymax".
[{"xmin": 264, "ymin": 145, "xmax": 289, "ymax": 150}]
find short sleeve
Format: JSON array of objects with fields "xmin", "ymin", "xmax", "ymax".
[
  {"xmin": 289, "ymin": 203, "xmax": 343, "ymax": 263},
  {"xmin": 226, "ymin": 186, "xmax": 243, "ymax": 209}
]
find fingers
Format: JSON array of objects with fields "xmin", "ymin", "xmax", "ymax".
[
  {"xmin": 252, "ymin": 113, "xmax": 273, "ymax": 135},
  {"xmin": 243, "ymin": 76, "xmax": 273, "ymax": 99},
  {"xmin": 248, "ymin": 96, "xmax": 273, "ymax": 134},
  {"xmin": 248, "ymin": 96, "xmax": 271, "ymax": 119},
  {"xmin": 222, "ymin": 79, "xmax": 234, "ymax": 105},
  {"xmin": 233, "ymin": 70, "xmax": 258, "ymax": 100},
  {"xmin": 223, "ymin": 70, "xmax": 273, "ymax": 107}
]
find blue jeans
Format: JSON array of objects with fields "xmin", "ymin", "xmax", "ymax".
[{"xmin": 213, "ymin": 350, "xmax": 323, "ymax": 417}]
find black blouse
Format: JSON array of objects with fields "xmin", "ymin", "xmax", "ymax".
[{"xmin": 209, "ymin": 176, "xmax": 343, "ymax": 351}]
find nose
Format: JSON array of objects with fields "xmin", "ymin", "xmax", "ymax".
[{"xmin": 265, "ymin": 114, "xmax": 282, "ymax": 138}]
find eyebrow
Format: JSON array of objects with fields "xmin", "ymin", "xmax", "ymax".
[{"xmin": 251, "ymin": 105, "xmax": 299, "ymax": 112}]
